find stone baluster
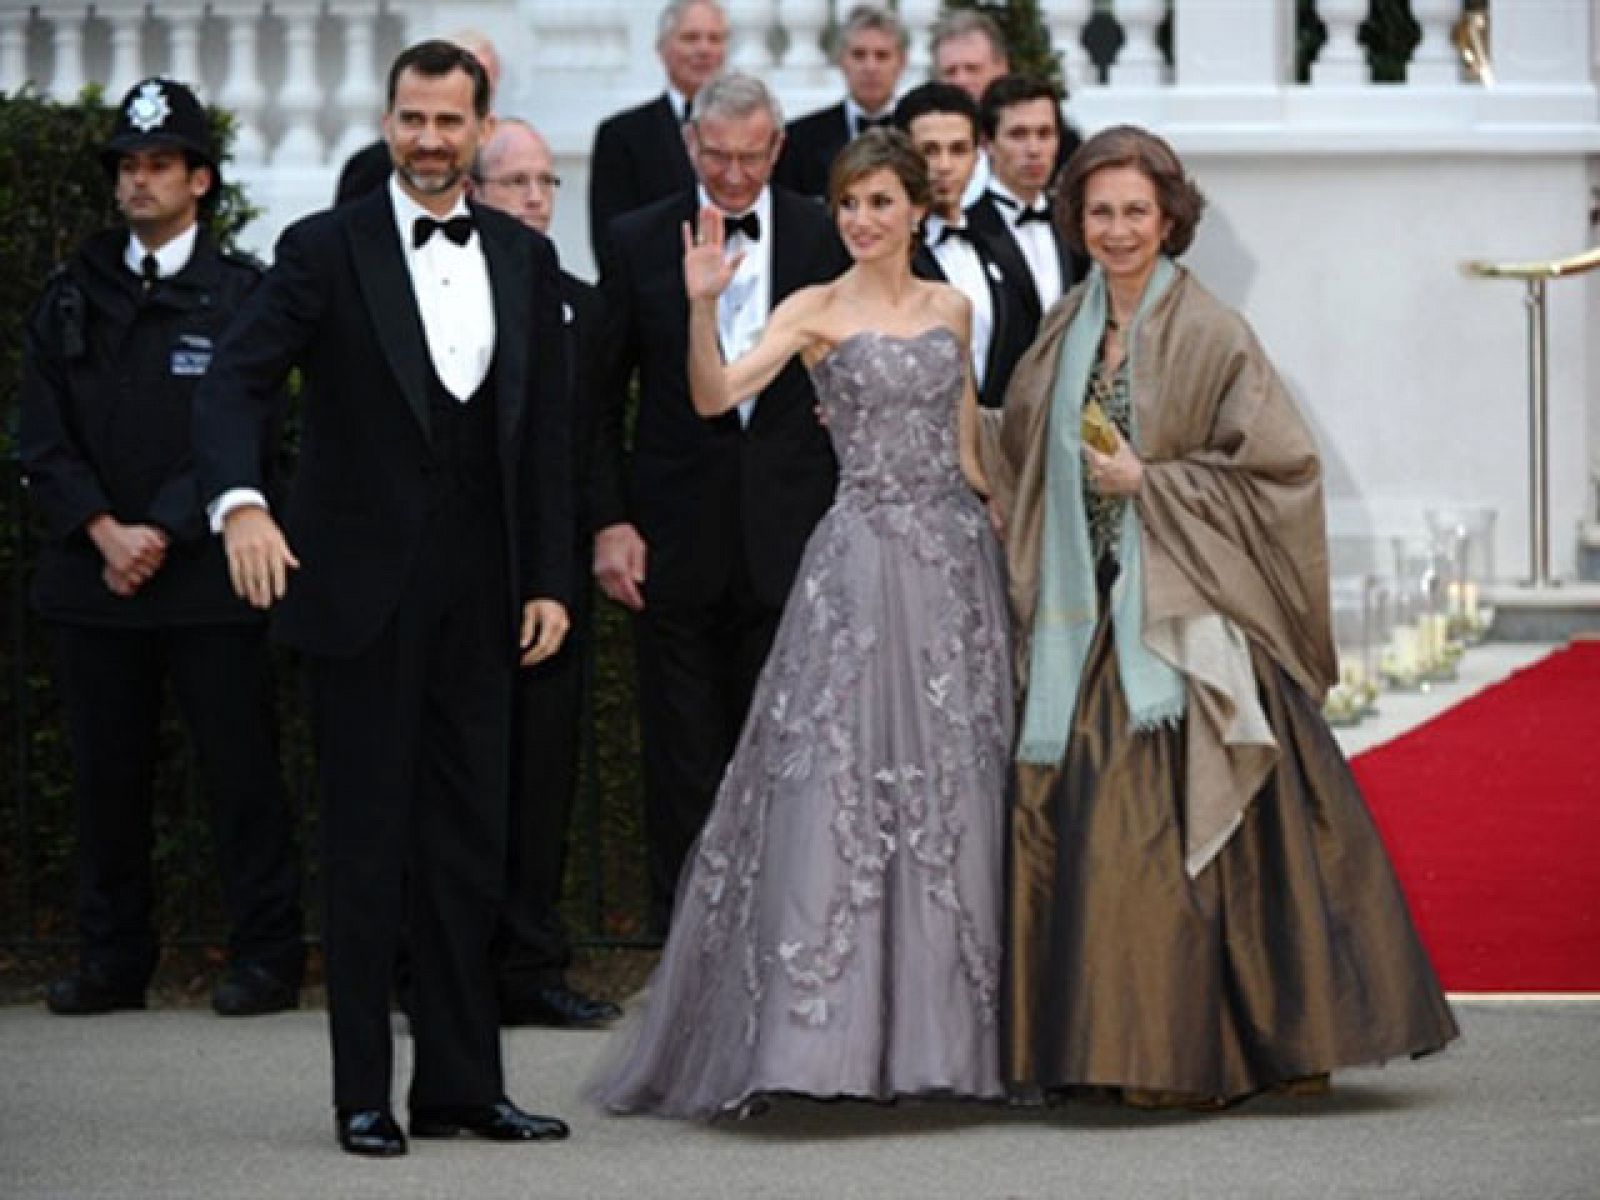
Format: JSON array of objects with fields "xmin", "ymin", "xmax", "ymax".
[
  {"xmin": 1407, "ymin": 0, "xmax": 1460, "ymax": 84},
  {"xmin": 898, "ymin": 0, "xmax": 938, "ymax": 74},
  {"xmin": 1109, "ymin": 0, "xmax": 1170, "ymax": 86},
  {"xmin": 333, "ymin": 1, "xmax": 382, "ymax": 162},
  {"xmin": 273, "ymin": 0, "xmax": 325, "ymax": 167},
  {"xmin": 529, "ymin": 0, "xmax": 628, "ymax": 71},
  {"xmin": 215, "ymin": 1, "xmax": 268, "ymax": 166},
  {"xmin": 724, "ymin": 0, "xmax": 772, "ymax": 71},
  {"xmin": 47, "ymin": 7, "xmax": 87, "ymax": 100},
  {"xmin": 104, "ymin": 1, "xmax": 145, "ymax": 97},
  {"xmin": 775, "ymin": 0, "xmax": 827, "ymax": 71},
  {"xmin": 1047, "ymin": 0, "xmax": 1096, "ymax": 92},
  {"xmin": 165, "ymin": 2, "xmax": 206, "ymax": 93},
  {"xmin": 1174, "ymin": 0, "xmax": 1290, "ymax": 87},
  {"xmin": 1311, "ymin": 0, "xmax": 1371, "ymax": 85},
  {"xmin": 2, "ymin": 4, "xmax": 32, "ymax": 93}
]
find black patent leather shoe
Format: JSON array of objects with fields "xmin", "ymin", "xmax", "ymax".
[
  {"xmin": 410, "ymin": 1099, "xmax": 570, "ymax": 1142},
  {"xmin": 336, "ymin": 1108, "xmax": 407, "ymax": 1157},
  {"xmin": 500, "ymin": 982, "xmax": 621, "ymax": 1028},
  {"xmin": 45, "ymin": 968, "xmax": 146, "ymax": 1015},
  {"xmin": 212, "ymin": 963, "xmax": 300, "ymax": 1017}
]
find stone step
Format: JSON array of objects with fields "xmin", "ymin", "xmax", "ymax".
[{"xmin": 1486, "ymin": 581, "xmax": 1600, "ymax": 641}]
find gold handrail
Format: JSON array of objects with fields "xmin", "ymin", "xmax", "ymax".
[{"xmin": 1462, "ymin": 247, "xmax": 1600, "ymax": 281}]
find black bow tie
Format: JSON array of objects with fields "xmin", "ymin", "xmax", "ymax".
[
  {"xmin": 412, "ymin": 214, "xmax": 475, "ymax": 248},
  {"xmin": 990, "ymin": 191, "xmax": 1052, "ymax": 226},
  {"xmin": 856, "ymin": 115, "xmax": 893, "ymax": 135},
  {"xmin": 936, "ymin": 223, "xmax": 975, "ymax": 247},
  {"xmin": 721, "ymin": 211, "xmax": 761, "ymax": 242}
]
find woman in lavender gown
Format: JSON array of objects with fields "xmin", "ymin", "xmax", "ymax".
[{"xmin": 590, "ymin": 129, "xmax": 1012, "ymax": 1119}]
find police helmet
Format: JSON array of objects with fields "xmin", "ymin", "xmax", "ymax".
[{"xmin": 100, "ymin": 77, "xmax": 220, "ymax": 197}]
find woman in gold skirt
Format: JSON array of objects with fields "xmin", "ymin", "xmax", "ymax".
[{"xmin": 982, "ymin": 125, "xmax": 1458, "ymax": 1106}]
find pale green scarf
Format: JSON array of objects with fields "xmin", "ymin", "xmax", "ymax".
[{"xmin": 1017, "ymin": 257, "xmax": 1186, "ymax": 765}]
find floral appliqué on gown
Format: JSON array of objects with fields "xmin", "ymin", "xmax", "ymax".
[{"xmin": 591, "ymin": 327, "xmax": 1013, "ymax": 1118}]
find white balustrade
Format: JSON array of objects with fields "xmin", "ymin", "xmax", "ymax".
[
  {"xmin": 1046, "ymin": 0, "xmax": 1096, "ymax": 93},
  {"xmin": 775, "ymin": 0, "xmax": 827, "ymax": 72},
  {"xmin": 104, "ymin": 2, "xmax": 144, "ymax": 99},
  {"xmin": 1110, "ymin": 0, "xmax": 1171, "ymax": 87},
  {"xmin": 215, "ymin": 1, "xmax": 267, "ymax": 166},
  {"xmin": 724, "ymin": 0, "xmax": 773, "ymax": 71},
  {"xmin": 165, "ymin": 3, "xmax": 206, "ymax": 95},
  {"xmin": 1311, "ymin": 0, "xmax": 1371, "ymax": 85},
  {"xmin": 898, "ymin": 0, "xmax": 938, "ymax": 74},
  {"xmin": 0, "ymin": 8, "xmax": 26, "ymax": 91},
  {"xmin": 333, "ymin": 2, "xmax": 383, "ymax": 162},
  {"xmin": 47, "ymin": 10, "xmax": 86, "ymax": 100},
  {"xmin": 1407, "ymin": 0, "xmax": 1461, "ymax": 85},
  {"xmin": 1174, "ymin": 0, "xmax": 1289, "ymax": 88},
  {"xmin": 273, "ymin": 0, "xmax": 325, "ymax": 167},
  {"xmin": 527, "ymin": 0, "xmax": 628, "ymax": 73}
]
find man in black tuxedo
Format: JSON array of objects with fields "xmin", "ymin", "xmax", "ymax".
[
  {"xmin": 194, "ymin": 41, "xmax": 573, "ymax": 1158},
  {"xmin": 593, "ymin": 72, "xmax": 847, "ymax": 933},
  {"xmin": 472, "ymin": 118, "xmax": 621, "ymax": 1030},
  {"xmin": 333, "ymin": 29, "xmax": 501, "ymax": 206},
  {"xmin": 20, "ymin": 77, "xmax": 304, "ymax": 1019},
  {"xmin": 587, "ymin": 0, "xmax": 728, "ymax": 264},
  {"xmin": 774, "ymin": 4, "xmax": 907, "ymax": 199},
  {"xmin": 895, "ymin": 82, "xmax": 1028, "ymax": 409},
  {"xmin": 968, "ymin": 75, "xmax": 1085, "ymax": 356}
]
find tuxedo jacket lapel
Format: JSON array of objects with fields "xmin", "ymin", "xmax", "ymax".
[
  {"xmin": 769, "ymin": 189, "xmax": 809, "ymax": 306},
  {"xmin": 347, "ymin": 189, "xmax": 432, "ymax": 439},
  {"xmin": 653, "ymin": 94, "xmax": 696, "ymax": 192},
  {"xmin": 474, "ymin": 203, "xmax": 531, "ymax": 446}
]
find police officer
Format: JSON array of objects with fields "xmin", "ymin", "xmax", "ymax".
[{"xmin": 19, "ymin": 77, "xmax": 304, "ymax": 1016}]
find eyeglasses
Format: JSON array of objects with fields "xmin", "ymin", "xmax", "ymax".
[
  {"xmin": 695, "ymin": 146, "xmax": 774, "ymax": 173},
  {"xmin": 478, "ymin": 171, "xmax": 562, "ymax": 194}
]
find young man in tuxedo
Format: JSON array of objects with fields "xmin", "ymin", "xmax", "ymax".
[
  {"xmin": 194, "ymin": 41, "xmax": 573, "ymax": 1158},
  {"xmin": 895, "ymin": 82, "xmax": 1028, "ymax": 410},
  {"xmin": 20, "ymin": 77, "xmax": 304, "ymax": 1020},
  {"xmin": 774, "ymin": 4, "xmax": 907, "ymax": 199},
  {"xmin": 587, "ymin": 0, "xmax": 728, "ymax": 264},
  {"xmin": 472, "ymin": 118, "xmax": 621, "ymax": 1030},
  {"xmin": 968, "ymin": 75, "xmax": 1084, "ymax": 354},
  {"xmin": 592, "ymin": 72, "xmax": 848, "ymax": 934}
]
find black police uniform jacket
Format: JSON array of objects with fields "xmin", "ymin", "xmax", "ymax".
[{"xmin": 19, "ymin": 227, "xmax": 274, "ymax": 628}]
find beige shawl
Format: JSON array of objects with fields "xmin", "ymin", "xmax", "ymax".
[{"xmin": 982, "ymin": 267, "xmax": 1338, "ymax": 873}]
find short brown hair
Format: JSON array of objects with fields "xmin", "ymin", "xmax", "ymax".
[
  {"xmin": 826, "ymin": 126, "xmax": 931, "ymax": 217},
  {"xmin": 1055, "ymin": 124, "xmax": 1205, "ymax": 257}
]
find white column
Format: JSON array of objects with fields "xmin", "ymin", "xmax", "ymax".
[
  {"xmin": 899, "ymin": 0, "xmax": 938, "ymax": 75},
  {"xmin": 333, "ymin": 2, "xmax": 383, "ymax": 162},
  {"xmin": 1046, "ymin": 0, "xmax": 1096, "ymax": 93},
  {"xmin": 273, "ymin": 0, "xmax": 325, "ymax": 166},
  {"xmin": 104, "ymin": 2, "xmax": 145, "ymax": 98},
  {"xmin": 1174, "ymin": 0, "xmax": 1289, "ymax": 86},
  {"xmin": 725, "ymin": 0, "xmax": 772, "ymax": 71},
  {"xmin": 1493, "ymin": 0, "xmax": 1594, "ymax": 85},
  {"xmin": 1310, "ymin": 0, "xmax": 1371, "ymax": 85},
  {"xmin": 2, "ymin": 5, "xmax": 32, "ymax": 93},
  {"xmin": 1406, "ymin": 0, "xmax": 1460, "ymax": 84},
  {"xmin": 216, "ymin": 2, "xmax": 267, "ymax": 166},
  {"xmin": 165, "ymin": 2, "xmax": 206, "ymax": 93},
  {"xmin": 47, "ymin": 8, "xmax": 87, "ymax": 100},
  {"xmin": 775, "ymin": 0, "xmax": 827, "ymax": 71},
  {"xmin": 1109, "ymin": 0, "xmax": 1169, "ymax": 87}
]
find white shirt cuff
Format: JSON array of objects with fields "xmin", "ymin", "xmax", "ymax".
[{"xmin": 207, "ymin": 487, "xmax": 269, "ymax": 534}]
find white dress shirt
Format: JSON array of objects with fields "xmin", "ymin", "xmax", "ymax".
[
  {"xmin": 126, "ymin": 223, "xmax": 198, "ymax": 280},
  {"xmin": 388, "ymin": 178, "xmax": 496, "ymax": 402},
  {"xmin": 700, "ymin": 184, "xmax": 774, "ymax": 427},
  {"xmin": 924, "ymin": 214, "xmax": 994, "ymax": 390},
  {"xmin": 990, "ymin": 178, "xmax": 1063, "ymax": 313}
]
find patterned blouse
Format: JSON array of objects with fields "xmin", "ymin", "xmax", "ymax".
[{"xmin": 1083, "ymin": 352, "xmax": 1133, "ymax": 563}]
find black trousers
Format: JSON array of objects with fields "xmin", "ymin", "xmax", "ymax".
[
  {"xmin": 496, "ymin": 576, "xmax": 591, "ymax": 989},
  {"xmin": 634, "ymin": 567, "xmax": 783, "ymax": 934},
  {"xmin": 310, "ymin": 499, "xmax": 511, "ymax": 1111},
  {"xmin": 52, "ymin": 621, "xmax": 303, "ymax": 987}
]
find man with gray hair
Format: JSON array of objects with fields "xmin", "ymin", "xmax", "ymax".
[
  {"xmin": 592, "ymin": 72, "xmax": 847, "ymax": 932},
  {"xmin": 774, "ymin": 4, "xmax": 908, "ymax": 198},
  {"xmin": 588, "ymin": 0, "xmax": 729, "ymax": 263}
]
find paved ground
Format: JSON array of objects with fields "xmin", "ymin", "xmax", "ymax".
[
  {"xmin": 2, "ymin": 999, "xmax": 1597, "ymax": 1199},
  {"xmin": 5, "ymin": 643, "xmax": 1591, "ymax": 1199}
]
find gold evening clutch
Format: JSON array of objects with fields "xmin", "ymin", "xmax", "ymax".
[{"xmin": 1081, "ymin": 397, "xmax": 1120, "ymax": 455}]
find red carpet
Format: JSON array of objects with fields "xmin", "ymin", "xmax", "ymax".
[{"xmin": 1351, "ymin": 642, "xmax": 1600, "ymax": 991}]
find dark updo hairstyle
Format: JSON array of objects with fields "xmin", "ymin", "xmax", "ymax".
[
  {"xmin": 826, "ymin": 126, "xmax": 932, "ymax": 219},
  {"xmin": 1055, "ymin": 124, "xmax": 1206, "ymax": 257}
]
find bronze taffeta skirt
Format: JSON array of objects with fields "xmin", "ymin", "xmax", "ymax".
[{"xmin": 1005, "ymin": 616, "xmax": 1460, "ymax": 1101}]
